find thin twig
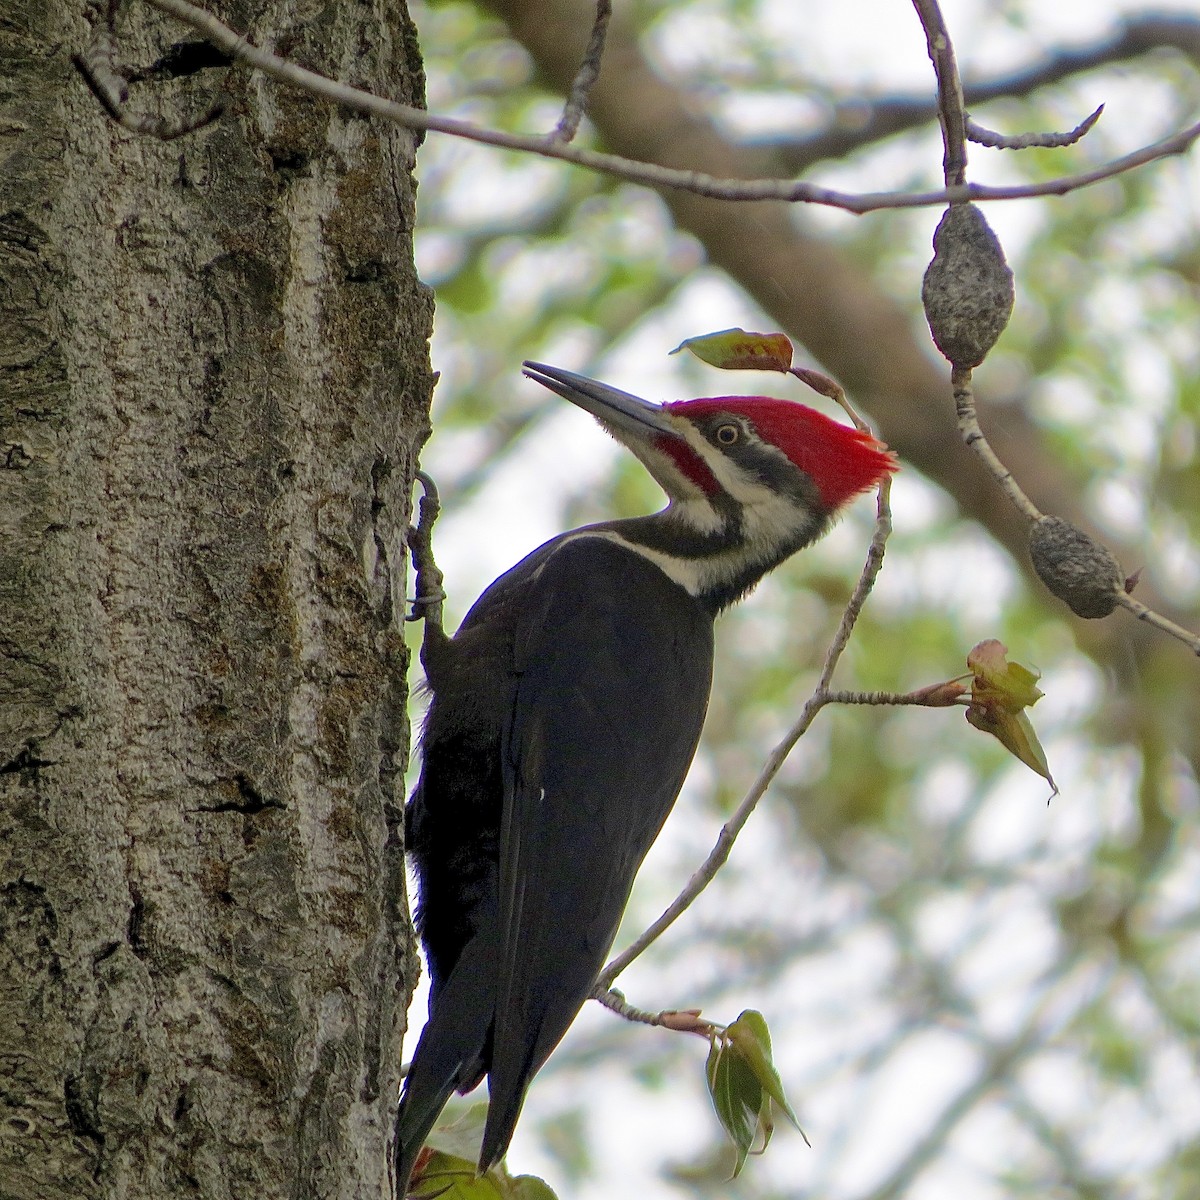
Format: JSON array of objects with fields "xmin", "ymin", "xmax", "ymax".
[
  {"xmin": 916, "ymin": 1, "xmax": 1100, "ymax": 168},
  {"xmin": 813, "ymin": 476, "xmax": 894, "ymax": 683},
  {"xmin": 790, "ymin": 366, "xmax": 870, "ymax": 431},
  {"xmin": 75, "ymin": 0, "xmax": 128, "ymax": 115},
  {"xmin": 551, "ymin": 0, "xmax": 611, "ymax": 144},
  {"xmin": 1116, "ymin": 591, "xmax": 1200, "ymax": 656},
  {"xmin": 823, "ymin": 688, "xmax": 967, "ymax": 707},
  {"xmin": 595, "ymin": 477, "xmax": 894, "ymax": 991},
  {"xmin": 912, "ymin": 0, "xmax": 968, "ymax": 186},
  {"xmin": 138, "ymin": 0, "xmax": 1200, "ymax": 214},
  {"xmin": 593, "ymin": 989, "xmax": 716, "ymax": 1036},
  {"xmin": 952, "ymin": 367, "xmax": 1042, "ymax": 523},
  {"xmin": 967, "ymin": 105, "xmax": 1103, "ymax": 150}
]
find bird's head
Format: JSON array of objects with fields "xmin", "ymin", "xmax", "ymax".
[{"xmin": 523, "ymin": 361, "xmax": 896, "ymax": 607}]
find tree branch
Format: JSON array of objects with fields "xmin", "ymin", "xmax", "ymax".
[
  {"xmin": 911, "ymin": 0, "xmax": 1200, "ymax": 660},
  {"xmin": 550, "ymin": 0, "xmax": 611, "ymax": 143},
  {"xmin": 136, "ymin": 0, "xmax": 1200, "ymax": 214},
  {"xmin": 1118, "ymin": 591, "xmax": 1200, "ymax": 657},
  {"xmin": 951, "ymin": 367, "xmax": 1042, "ymax": 523},
  {"xmin": 913, "ymin": 0, "xmax": 969, "ymax": 187},
  {"xmin": 966, "ymin": 106, "xmax": 1103, "ymax": 151},
  {"xmin": 770, "ymin": 15, "xmax": 1200, "ymax": 169}
]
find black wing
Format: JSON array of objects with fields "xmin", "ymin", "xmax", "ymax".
[{"xmin": 480, "ymin": 535, "xmax": 714, "ymax": 1167}]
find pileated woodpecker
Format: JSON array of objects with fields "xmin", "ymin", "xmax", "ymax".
[{"xmin": 396, "ymin": 362, "xmax": 896, "ymax": 1194}]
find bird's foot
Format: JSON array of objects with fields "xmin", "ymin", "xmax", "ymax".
[{"xmin": 407, "ymin": 471, "xmax": 448, "ymax": 664}]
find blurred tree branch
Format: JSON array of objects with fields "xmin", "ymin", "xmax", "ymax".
[{"xmin": 770, "ymin": 13, "xmax": 1200, "ymax": 169}]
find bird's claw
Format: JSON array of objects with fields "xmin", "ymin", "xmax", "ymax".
[{"xmin": 409, "ymin": 470, "xmax": 448, "ymax": 663}]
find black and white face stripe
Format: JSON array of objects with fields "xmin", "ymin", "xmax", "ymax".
[
  {"xmin": 577, "ymin": 417, "xmax": 831, "ymax": 611},
  {"xmin": 686, "ymin": 410, "xmax": 823, "ymax": 509}
]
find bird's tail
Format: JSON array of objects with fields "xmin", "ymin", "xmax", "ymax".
[
  {"xmin": 477, "ymin": 991, "xmax": 571, "ymax": 1174},
  {"xmin": 477, "ymin": 1076, "xmax": 530, "ymax": 1178},
  {"xmin": 394, "ymin": 1045, "xmax": 466, "ymax": 1197},
  {"xmin": 394, "ymin": 939, "xmax": 495, "ymax": 1197}
]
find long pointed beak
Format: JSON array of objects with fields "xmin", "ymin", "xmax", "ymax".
[{"xmin": 523, "ymin": 362, "xmax": 676, "ymax": 438}]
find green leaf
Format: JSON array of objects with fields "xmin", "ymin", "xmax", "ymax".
[
  {"xmin": 670, "ymin": 328, "xmax": 794, "ymax": 372},
  {"xmin": 409, "ymin": 1151, "xmax": 560, "ymax": 1200},
  {"xmin": 964, "ymin": 639, "xmax": 1057, "ymax": 795},
  {"xmin": 706, "ymin": 1036, "xmax": 764, "ymax": 1175},
  {"xmin": 706, "ymin": 1011, "xmax": 805, "ymax": 1176},
  {"xmin": 410, "ymin": 1151, "xmax": 503, "ymax": 1200},
  {"xmin": 411, "ymin": 1103, "xmax": 559, "ymax": 1200},
  {"xmin": 725, "ymin": 1010, "xmax": 805, "ymax": 1135},
  {"xmin": 506, "ymin": 1175, "xmax": 560, "ymax": 1200},
  {"xmin": 966, "ymin": 639, "xmax": 1044, "ymax": 707}
]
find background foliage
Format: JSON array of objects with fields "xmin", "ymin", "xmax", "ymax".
[{"xmin": 405, "ymin": 2, "xmax": 1200, "ymax": 1197}]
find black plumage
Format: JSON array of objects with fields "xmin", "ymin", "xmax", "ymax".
[{"xmin": 400, "ymin": 536, "xmax": 712, "ymax": 1185}]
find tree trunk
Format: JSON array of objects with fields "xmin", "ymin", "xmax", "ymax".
[{"xmin": 0, "ymin": 1, "xmax": 431, "ymax": 1195}]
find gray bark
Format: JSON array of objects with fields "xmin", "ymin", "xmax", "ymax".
[{"xmin": 0, "ymin": 1, "xmax": 431, "ymax": 1195}]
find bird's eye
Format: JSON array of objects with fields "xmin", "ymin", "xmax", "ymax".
[{"xmin": 716, "ymin": 423, "xmax": 740, "ymax": 445}]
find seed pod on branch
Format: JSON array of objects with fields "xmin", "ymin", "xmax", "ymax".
[
  {"xmin": 1028, "ymin": 516, "xmax": 1122, "ymax": 618},
  {"xmin": 922, "ymin": 203, "xmax": 1015, "ymax": 368}
]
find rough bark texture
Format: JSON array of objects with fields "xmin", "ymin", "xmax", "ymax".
[{"xmin": 0, "ymin": 1, "xmax": 432, "ymax": 1196}]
